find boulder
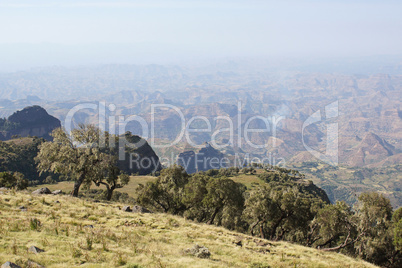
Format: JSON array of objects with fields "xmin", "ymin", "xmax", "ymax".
[
  {"xmin": 233, "ymin": 237, "xmax": 243, "ymax": 247},
  {"xmin": 1, "ymin": 262, "xmax": 21, "ymax": 268},
  {"xmin": 28, "ymin": 246, "xmax": 44, "ymax": 254},
  {"xmin": 132, "ymin": 205, "xmax": 152, "ymax": 213},
  {"xmin": 52, "ymin": 190, "xmax": 62, "ymax": 195},
  {"xmin": 27, "ymin": 260, "xmax": 45, "ymax": 268},
  {"xmin": 185, "ymin": 244, "xmax": 211, "ymax": 259},
  {"xmin": 122, "ymin": 206, "xmax": 132, "ymax": 212},
  {"xmin": 32, "ymin": 188, "xmax": 52, "ymax": 195},
  {"xmin": 254, "ymin": 240, "xmax": 272, "ymax": 247}
]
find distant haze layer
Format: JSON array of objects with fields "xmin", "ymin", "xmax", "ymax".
[{"xmin": 0, "ymin": 0, "xmax": 402, "ymax": 71}]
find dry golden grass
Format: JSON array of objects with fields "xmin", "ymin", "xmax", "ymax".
[
  {"xmin": 0, "ymin": 190, "xmax": 377, "ymax": 268},
  {"xmin": 31, "ymin": 173, "xmax": 262, "ymax": 198},
  {"xmin": 29, "ymin": 176, "xmax": 157, "ymax": 198},
  {"xmin": 231, "ymin": 174, "xmax": 263, "ymax": 189}
]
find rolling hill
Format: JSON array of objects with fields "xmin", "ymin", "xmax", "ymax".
[{"xmin": 0, "ymin": 190, "xmax": 377, "ymax": 268}]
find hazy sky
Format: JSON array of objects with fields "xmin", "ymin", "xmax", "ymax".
[{"xmin": 0, "ymin": 0, "xmax": 401, "ymax": 70}]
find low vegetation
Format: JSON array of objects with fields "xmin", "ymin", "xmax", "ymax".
[
  {"xmin": 1, "ymin": 123, "xmax": 401, "ymax": 267},
  {"xmin": 0, "ymin": 190, "xmax": 377, "ymax": 268},
  {"xmin": 135, "ymin": 165, "xmax": 402, "ymax": 267}
]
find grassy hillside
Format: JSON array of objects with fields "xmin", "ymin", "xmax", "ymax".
[
  {"xmin": 0, "ymin": 190, "xmax": 376, "ymax": 268},
  {"xmin": 28, "ymin": 173, "xmax": 264, "ymax": 199}
]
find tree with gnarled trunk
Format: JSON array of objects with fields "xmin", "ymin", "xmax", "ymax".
[{"xmin": 36, "ymin": 125, "xmax": 121, "ymax": 198}]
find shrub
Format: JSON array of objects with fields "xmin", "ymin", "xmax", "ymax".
[
  {"xmin": 0, "ymin": 171, "xmax": 28, "ymax": 190},
  {"xmin": 29, "ymin": 218, "xmax": 41, "ymax": 231}
]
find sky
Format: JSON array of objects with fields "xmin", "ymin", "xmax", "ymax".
[{"xmin": 0, "ymin": 0, "xmax": 401, "ymax": 71}]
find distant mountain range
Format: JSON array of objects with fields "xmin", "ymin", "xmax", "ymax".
[{"xmin": 0, "ymin": 63, "xmax": 401, "ymax": 206}]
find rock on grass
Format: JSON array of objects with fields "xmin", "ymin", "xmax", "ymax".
[
  {"xmin": 28, "ymin": 246, "xmax": 45, "ymax": 254},
  {"xmin": 32, "ymin": 188, "xmax": 52, "ymax": 195},
  {"xmin": 185, "ymin": 244, "xmax": 211, "ymax": 259},
  {"xmin": 1, "ymin": 262, "xmax": 21, "ymax": 268}
]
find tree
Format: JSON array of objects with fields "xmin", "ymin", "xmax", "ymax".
[
  {"xmin": 0, "ymin": 171, "xmax": 28, "ymax": 190},
  {"xmin": 183, "ymin": 175, "xmax": 246, "ymax": 230},
  {"xmin": 353, "ymin": 192, "xmax": 397, "ymax": 266},
  {"xmin": 13, "ymin": 172, "xmax": 28, "ymax": 190},
  {"xmin": 309, "ymin": 201, "xmax": 357, "ymax": 249},
  {"xmin": 202, "ymin": 177, "xmax": 245, "ymax": 227},
  {"xmin": 92, "ymin": 159, "xmax": 130, "ymax": 201},
  {"xmin": 0, "ymin": 171, "xmax": 15, "ymax": 188},
  {"xmin": 182, "ymin": 173, "xmax": 209, "ymax": 222},
  {"xmin": 243, "ymin": 185, "xmax": 279, "ymax": 239},
  {"xmin": 137, "ymin": 165, "xmax": 189, "ymax": 214},
  {"xmin": 394, "ymin": 208, "xmax": 402, "ymax": 252},
  {"xmin": 36, "ymin": 125, "xmax": 116, "ymax": 197},
  {"xmin": 243, "ymin": 181, "xmax": 327, "ymax": 241}
]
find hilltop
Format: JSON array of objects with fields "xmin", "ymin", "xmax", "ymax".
[
  {"xmin": 0, "ymin": 190, "xmax": 376, "ymax": 268},
  {"xmin": 0, "ymin": 106, "xmax": 60, "ymax": 141}
]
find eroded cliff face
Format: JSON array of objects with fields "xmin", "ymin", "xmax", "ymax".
[
  {"xmin": 117, "ymin": 132, "xmax": 162, "ymax": 175},
  {"xmin": 0, "ymin": 106, "xmax": 61, "ymax": 141},
  {"xmin": 177, "ymin": 143, "xmax": 225, "ymax": 174}
]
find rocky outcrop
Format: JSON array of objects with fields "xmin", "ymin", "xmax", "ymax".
[
  {"xmin": 1, "ymin": 262, "xmax": 21, "ymax": 268},
  {"xmin": 32, "ymin": 187, "xmax": 52, "ymax": 195},
  {"xmin": 122, "ymin": 205, "xmax": 152, "ymax": 213},
  {"xmin": 132, "ymin": 205, "xmax": 152, "ymax": 213},
  {"xmin": 0, "ymin": 106, "xmax": 60, "ymax": 141},
  {"xmin": 184, "ymin": 244, "xmax": 211, "ymax": 259},
  {"xmin": 177, "ymin": 143, "xmax": 225, "ymax": 174},
  {"xmin": 28, "ymin": 246, "xmax": 44, "ymax": 254},
  {"xmin": 117, "ymin": 132, "xmax": 162, "ymax": 175},
  {"xmin": 52, "ymin": 190, "xmax": 62, "ymax": 195}
]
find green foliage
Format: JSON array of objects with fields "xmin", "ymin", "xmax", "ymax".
[
  {"xmin": 243, "ymin": 180, "xmax": 327, "ymax": 241},
  {"xmin": 184, "ymin": 175, "xmax": 246, "ymax": 230},
  {"xmin": 36, "ymin": 125, "xmax": 123, "ymax": 198},
  {"xmin": 0, "ymin": 171, "xmax": 15, "ymax": 188},
  {"xmin": 392, "ymin": 207, "xmax": 402, "ymax": 223},
  {"xmin": 137, "ymin": 165, "xmax": 189, "ymax": 214},
  {"xmin": 13, "ymin": 172, "xmax": 28, "ymax": 190},
  {"xmin": 0, "ymin": 171, "xmax": 28, "ymax": 190},
  {"xmin": 310, "ymin": 192, "xmax": 400, "ymax": 267},
  {"xmin": 0, "ymin": 137, "xmax": 48, "ymax": 183},
  {"xmin": 394, "ymin": 217, "xmax": 402, "ymax": 251},
  {"xmin": 310, "ymin": 201, "xmax": 355, "ymax": 248},
  {"xmin": 133, "ymin": 164, "xmax": 402, "ymax": 267},
  {"xmin": 241, "ymin": 167, "xmax": 256, "ymax": 174},
  {"xmin": 353, "ymin": 192, "xmax": 397, "ymax": 266},
  {"xmin": 29, "ymin": 218, "xmax": 41, "ymax": 231}
]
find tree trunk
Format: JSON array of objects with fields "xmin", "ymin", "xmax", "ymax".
[
  {"xmin": 250, "ymin": 220, "xmax": 260, "ymax": 236},
  {"xmin": 97, "ymin": 182, "xmax": 116, "ymax": 201},
  {"xmin": 270, "ymin": 213, "xmax": 287, "ymax": 240},
  {"xmin": 260, "ymin": 222, "xmax": 265, "ymax": 239},
  {"xmin": 208, "ymin": 207, "xmax": 221, "ymax": 225},
  {"xmin": 106, "ymin": 185, "xmax": 115, "ymax": 201},
  {"xmin": 320, "ymin": 230, "xmax": 364, "ymax": 252},
  {"xmin": 71, "ymin": 174, "xmax": 85, "ymax": 197}
]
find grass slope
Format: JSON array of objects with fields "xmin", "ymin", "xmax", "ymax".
[
  {"xmin": 29, "ymin": 173, "xmax": 264, "ymax": 198},
  {"xmin": 0, "ymin": 191, "xmax": 376, "ymax": 268}
]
